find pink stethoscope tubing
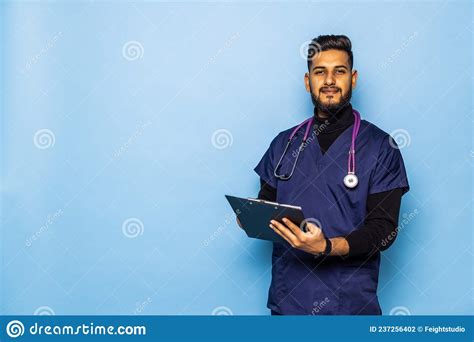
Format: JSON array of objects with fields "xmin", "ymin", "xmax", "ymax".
[{"xmin": 273, "ymin": 109, "xmax": 361, "ymax": 189}]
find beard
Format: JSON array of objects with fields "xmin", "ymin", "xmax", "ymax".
[{"xmin": 310, "ymin": 84, "xmax": 352, "ymax": 116}]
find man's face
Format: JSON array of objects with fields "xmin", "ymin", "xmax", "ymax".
[{"xmin": 304, "ymin": 49, "xmax": 357, "ymax": 115}]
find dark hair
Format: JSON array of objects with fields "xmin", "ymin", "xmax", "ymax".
[{"xmin": 307, "ymin": 35, "xmax": 353, "ymax": 70}]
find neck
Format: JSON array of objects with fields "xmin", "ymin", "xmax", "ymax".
[
  {"xmin": 317, "ymin": 109, "xmax": 331, "ymax": 119},
  {"xmin": 313, "ymin": 103, "xmax": 354, "ymax": 133}
]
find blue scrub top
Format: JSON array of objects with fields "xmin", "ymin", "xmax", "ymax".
[{"xmin": 254, "ymin": 117, "xmax": 409, "ymax": 315}]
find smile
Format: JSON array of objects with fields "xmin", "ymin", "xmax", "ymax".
[{"xmin": 321, "ymin": 89, "xmax": 339, "ymax": 94}]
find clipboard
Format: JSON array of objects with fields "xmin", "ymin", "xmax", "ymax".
[{"xmin": 225, "ymin": 194, "xmax": 306, "ymax": 243}]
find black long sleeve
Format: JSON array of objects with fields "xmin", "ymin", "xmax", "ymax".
[
  {"xmin": 258, "ymin": 178, "xmax": 277, "ymax": 202},
  {"xmin": 345, "ymin": 188, "xmax": 403, "ymax": 257},
  {"xmin": 257, "ymin": 179, "xmax": 403, "ymax": 257}
]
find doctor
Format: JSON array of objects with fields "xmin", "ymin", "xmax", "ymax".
[{"xmin": 253, "ymin": 35, "xmax": 409, "ymax": 315}]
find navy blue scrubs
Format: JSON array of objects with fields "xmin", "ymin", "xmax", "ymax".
[{"xmin": 254, "ymin": 117, "xmax": 409, "ymax": 315}]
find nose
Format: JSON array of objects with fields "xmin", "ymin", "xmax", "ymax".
[{"xmin": 324, "ymin": 73, "xmax": 335, "ymax": 86}]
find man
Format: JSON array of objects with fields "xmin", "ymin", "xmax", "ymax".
[{"xmin": 252, "ymin": 35, "xmax": 409, "ymax": 315}]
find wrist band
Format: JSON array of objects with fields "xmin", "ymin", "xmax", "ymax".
[{"xmin": 321, "ymin": 238, "xmax": 332, "ymax": 256}]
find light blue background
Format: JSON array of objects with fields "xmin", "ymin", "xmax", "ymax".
[{"xmin": 1, "ymin": 1, "xmax": 472, "ymax": 315}]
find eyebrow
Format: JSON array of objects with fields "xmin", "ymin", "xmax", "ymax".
[{"xmin": 312, "ymin": 65, "xmax": 349, "ymax": 71}]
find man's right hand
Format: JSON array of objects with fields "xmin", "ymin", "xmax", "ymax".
[{"xmin": 236, "ymin": 217, "xmax": 243, "ymax": 229}]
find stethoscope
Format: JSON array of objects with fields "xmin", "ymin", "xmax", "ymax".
[{"xmin": 273, "ymin": 109, "xmax": 361, "ymax": 189}]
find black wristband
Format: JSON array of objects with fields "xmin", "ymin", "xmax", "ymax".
[{"xmin": 321, "ymin": 238, "xmax": 332, "ymax": 256}]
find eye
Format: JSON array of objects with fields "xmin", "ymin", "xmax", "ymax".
[
  {"xmin": 336, "ymin": 69, "xmax": 346, "ymax": 74},
  {"xmin": 314, "ymin": 70, "xmax": 324, "ymax": 75}
]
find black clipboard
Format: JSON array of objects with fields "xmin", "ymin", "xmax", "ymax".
[{"xmin": 225, "ymin": 194, "xmax": 306, "ymax": 243}]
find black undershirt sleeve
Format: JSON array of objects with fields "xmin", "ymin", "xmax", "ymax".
[
  {"xmin": 258, "ymin": 178, "xmax": 277, "ymax": 202},
  {"xmin": 345, "ymin": 188, "xmax": 403, "ymax": 257},
  {"xmin": 257, "ymin": 178, "xmax": 403, "ymax": 257}
]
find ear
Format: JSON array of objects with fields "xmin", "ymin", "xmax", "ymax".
[
  {"xmin": 351, "ymin": 69, "xmax": 358, "ymax": 89},
  {"xmin": 304, "ymin": 72, "xmax": 311, "ymax": 93}
]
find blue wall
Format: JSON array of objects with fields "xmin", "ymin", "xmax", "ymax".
[{"xmin": 1, "ymin": 1, "xmax": 472, "ymax": 315}]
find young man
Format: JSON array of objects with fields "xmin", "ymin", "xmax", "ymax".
[{"xmin": 253, "ymin": 35, "xmax": 409, "ymax": 315}]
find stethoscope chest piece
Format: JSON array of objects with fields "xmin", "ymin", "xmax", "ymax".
[{"xmin": 343, "ymin": 172, "xmax": 358, "ymax": 189}]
